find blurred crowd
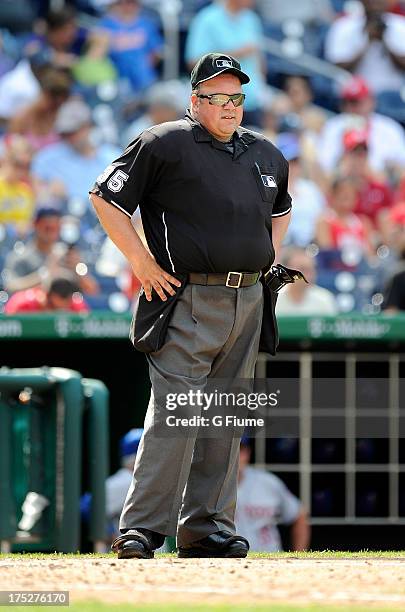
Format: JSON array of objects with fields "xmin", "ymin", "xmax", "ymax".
[{"xmin": 0, "ymin": 0, "xmax": 405, "ymax": 315}]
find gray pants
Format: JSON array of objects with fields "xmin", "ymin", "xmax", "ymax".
[{"xmin": 120, "ymin": 282, "xmax": 263, "ymax": 546}]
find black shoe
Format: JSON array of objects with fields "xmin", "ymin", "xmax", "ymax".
[
  {"xmin": 111, "ymin": 528, "xmax": 165, "ymax": 559},
  {"xmin": 178, "ymin": 530, "xmax": 249, "ymax": 558}
]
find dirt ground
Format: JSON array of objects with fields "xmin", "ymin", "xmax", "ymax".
[{"xmin": 1, "ymin": 556, "xmax": 405, "ymax": 608}]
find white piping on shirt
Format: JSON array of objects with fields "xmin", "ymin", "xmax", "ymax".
[
  {"xmin": 272, "ymin": 206, "xmax": 292, "ymax": 218},
  {"xmin": 162, "ymin": 211, "xmax": 176, "ymax": 273},
  {"xmin": 110, "ymin": 199, "xmax": 132, "ymax": 218}
]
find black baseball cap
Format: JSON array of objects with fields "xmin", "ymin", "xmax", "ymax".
[{"xmin": 190, "ymin": 53, "xmax": 250, "ymax": 89}]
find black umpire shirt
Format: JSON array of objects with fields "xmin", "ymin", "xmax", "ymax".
[
  {"xmin": 91, "ymin": 110, "xmax": 292, "ymax": 354},
  {"xmin": 92, "ymin": 110, "xmax": 291, "ymax": 274}
]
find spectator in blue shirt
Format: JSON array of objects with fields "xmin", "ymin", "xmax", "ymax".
[
  {"xmin": 98, "ymin": 0, "xmax": 163, "ymax": 95},
  {"xmin": 185, "ymin": 0, "xmax": 266, "ymax": 127},
  {"xmin": 32, "ymin": 98, "xmax": 120, "ymax": 207}
]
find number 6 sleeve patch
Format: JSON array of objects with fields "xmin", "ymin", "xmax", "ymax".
[{"xmin": 89, "ymin": 130, "xmax": 161, "ymax": 217}]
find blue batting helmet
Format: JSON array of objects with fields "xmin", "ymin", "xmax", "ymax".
[
  {"xmin": 120, "ymin": 428, "xmax": 143, "ymax": 458},
  {"xmin": 240, "ymin": 433, "xmax": 250, "ymax": 447}
]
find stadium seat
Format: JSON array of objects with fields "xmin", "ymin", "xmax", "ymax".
[{"xmin": 315, "ymin": 249, "xmax": 379, "ymax": 313}]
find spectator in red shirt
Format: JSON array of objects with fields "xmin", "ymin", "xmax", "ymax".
[
  {"xmin": 4, "ymin": 277, "xmax": 89, "ymax": 314},
  {"xmin": 316, "ymin": 176, "xmax": 374, "ymax": 259},
  {"xmin": 382, "ymin": 201, "xmax": 405, "ymax": 250},
  {"xmin": 338, "ymin": 129, "xmax": 393, "ymax": 242},
  {"xmin": 389, "ymin": 201, "xmax": 405, "ymax": 227}
]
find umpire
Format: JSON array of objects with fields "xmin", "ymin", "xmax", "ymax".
[{"xmin": 90, "ymin": 52, "xmax": 292, "ymax": 559}]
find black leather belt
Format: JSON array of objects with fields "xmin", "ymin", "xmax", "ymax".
[{"xmin": 188, "ymin": 271, "xmax": 260, "ymax": 289}]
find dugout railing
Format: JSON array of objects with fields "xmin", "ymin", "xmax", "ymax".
[
  {"xmin": 255, "ymin": 351, "xmax": 405, "ymax": 526},
  {"xmin": 0, "ymin": 368, "xmax": 109, "ymax": 553}
]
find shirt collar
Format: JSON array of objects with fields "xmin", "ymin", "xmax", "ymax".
[{"xmin": 185, "ymin": 109, "xmax": 258, "ymax": 157}]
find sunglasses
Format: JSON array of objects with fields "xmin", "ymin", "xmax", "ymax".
[{"xmin": 196, "ymin": 93, "xmax": 245, "ymax": 107}]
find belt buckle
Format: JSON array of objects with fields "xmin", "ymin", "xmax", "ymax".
[{"xmin": 226, "ymin": 271, "xmax": 243, "ymax": 288}]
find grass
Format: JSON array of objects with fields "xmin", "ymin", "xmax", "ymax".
[{"xmin": 1, "ymin": 550, "xmax": 405, "ymax": 559}]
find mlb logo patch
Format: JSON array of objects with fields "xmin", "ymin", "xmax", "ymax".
[
  {"xmin": 216, "ymin": 59, "xmax": 233, "ymax": 68},
  {"xmin": 261, "ymin": 174, "xmax": 277, "ymax": 188}
]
